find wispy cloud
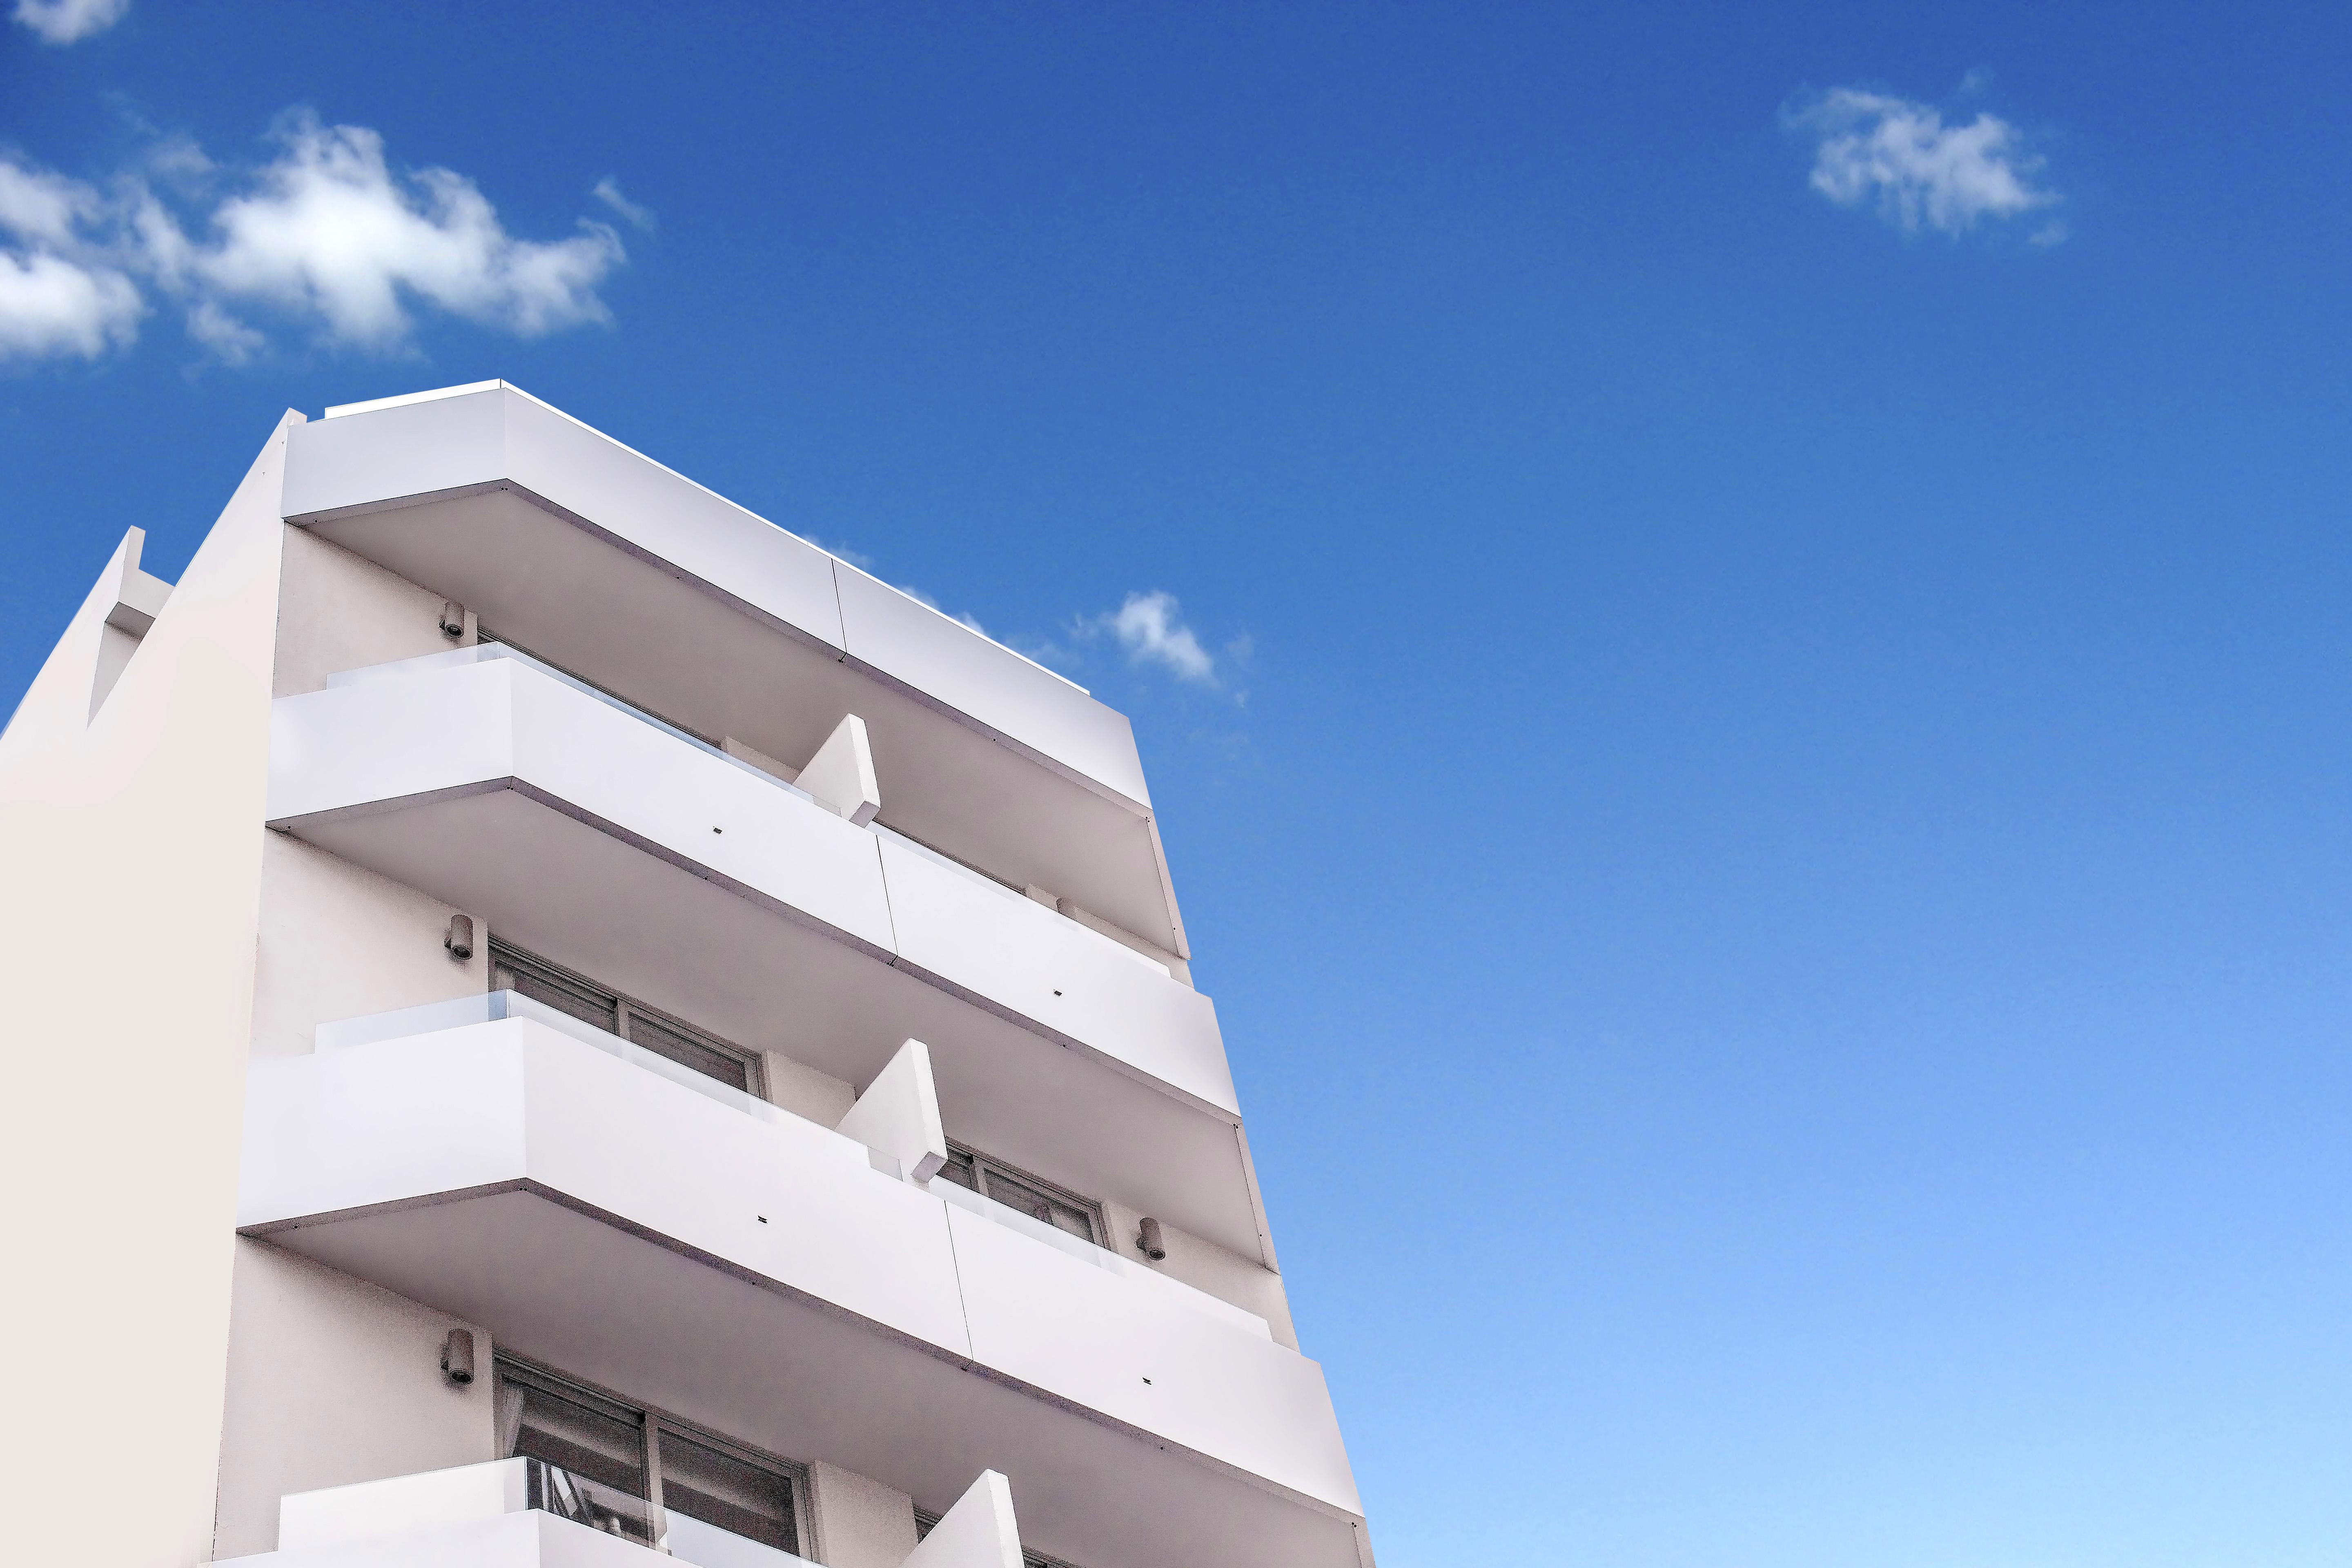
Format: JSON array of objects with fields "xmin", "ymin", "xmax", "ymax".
[
  {"xmin": 1086, "ymin": 590, "xmax": 1218, "ymax": 684},
  {"xmin": 592, "ymin": 178, "xmax": 655, "ymax": 233},
  {"xmin": 13, "ymin": 0, "xmax": 127, "ymax": 44},
  {"xmin": 190, "ymin": 114, "xmax": 624, "ymax": 351},
  {"xmin": 0, "ymin": 249, "xmax": 140, "ymax": 358},
  {"xmin": 0, "ymin": 110, "xmax": 628, "ymax": 364},
  {"xmin": 0, "ymin": 159, "xmax": 140, "ymax": 357},
  {"xmin": 1786, "ymin": 87, "xmax": 2059, "ymax": 238}
]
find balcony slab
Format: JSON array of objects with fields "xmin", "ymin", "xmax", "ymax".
[
  {"xmin": 279, "ymin": 383, "xmax": 1179, "ymax": 952},
  {"xmin": 266, "ymin": 655, "xmax": 1265, "ymax": 1259},
  {"xmin": 238, "ymin": 1024, "xmax": 1367, "ymax": 1568}
]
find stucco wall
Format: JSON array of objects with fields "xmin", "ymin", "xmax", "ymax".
[
  {"xmin": 766, "ymin": 1046, "xmax": 858, "ymax": 1128},
  {"xmin": 0, "ymin": 413, "xmax": 302, "ymax": 1568},
  {"xmin": 213, "ymin": 1240, "xmax": 498, "ymax": 1558},
  {"xmin": 1100, "ymin": 1196, "xmax": 1298, "ymax": 1350},
  {"xmin": 272, "ymin": 524, "xmax": 455, "ymax": 698},
  {"xmin": 251, "ymin": 831, "xmax": 490, "ymax": 1057}
]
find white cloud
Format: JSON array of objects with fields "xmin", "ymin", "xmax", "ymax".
[
  {"xmin": 593, "ymin": 178, "xmax": 655, "ymax": 233},
  {"xmin": 0, "ymin": 157, "xmax": 93, "ymax": 246},
  {"xmin": 185, "ymin": 297, "xmax": 262, "ymax": 363},
  {"xmin": 191, "ymin": 114, "xmax": 623, "ymax": 348},
  {"xmin": 1788, "ymin": 88, "xmax": 2058, "ymax": 237},
  {"xmin": 0, "ymin": 155, "xmax": 140, "ymax": 359},
  {"xmin": 1089, "ymin": 590, "xmax": 1216, "ymax": 684},
  {"xmin": 0, "ymin": 113, "xmax": 629, "ymax": 363},
  {"xmin": 13, "ymin": 0, "xmax": 127, "ymax": 44},
  {"xmin": 0, "ymin": 250, "xmax": 139, "ymax": 357}
]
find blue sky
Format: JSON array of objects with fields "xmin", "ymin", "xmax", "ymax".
[{"xmin": 7, "ymin": 3, "xmax": 2352, "ymax": 1564}]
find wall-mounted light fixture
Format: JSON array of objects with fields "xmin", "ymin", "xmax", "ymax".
[
  {"xmin": 1136, "ymin": 1216, "xmax": 1167, "ymax": 1261},
  {"xmin": 439, "ymin": 601, "xmax": 466, "ymax": 639},
  {"xmin": 445, "ymin": 914, "xmax": 475, "ymax": 962},
  {"xmin": 440, "ymin": 1328, "xmax": 475, "ymax": 1385}
]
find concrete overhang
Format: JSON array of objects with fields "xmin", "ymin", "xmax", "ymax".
[
  {"xmin": 281, "ymin": 381, "xmax": 1186, "ymax": 959},
  {"xmin": 265, "ymin": 653, "xmax": 1269, "ymax": 1262},
  {"xmin": 238, "ymin": 1025, "xmax": 1370, "ymax": 1568}
]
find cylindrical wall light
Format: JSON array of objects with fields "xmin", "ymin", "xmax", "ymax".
[
  {"xmin": 441, "ymin": 1328, "xmax": 475, "ymax": 1385},
  {"xmin": 1136, "ymin": 1216, "xmax": 1167, "ymax": 1261},
  {"xmin": 445, "ymin": 914, "xmax": 475, "ymax": 962}
]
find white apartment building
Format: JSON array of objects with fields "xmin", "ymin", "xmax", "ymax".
[{"xmin": 0, "ymin": 383, "xmax": 1371, "ymax": 1568}]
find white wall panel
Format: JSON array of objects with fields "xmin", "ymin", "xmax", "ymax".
[
  {"xmin": 282, "ymin": 390, "xmax": 508, "ymax": 522},
  {"xmin": 878, "ymin": 837, "xmax": 1238, "ymax": 1117},
  {"xmin": 267, "ymin": 658, "xmax": 518, "ymax": 822},
  {"xmin": 944, "ymin": 1206, "xmax": 1361, "ymax": 1517},
  {"xmin": 501, "ymin": 664, "xmax": 896, "ymax": 953},
  {"xmin": 239, "ymin": 1026, "xmax": 529, "ymax": 1227},
  {"xmin": 833, "ymin": 561, "xmax": 1149, "ymax": 808},
  {"xmin": 514, "ymin": 1028, "xmax": 971, "ymax": 1352},
  {"xmin": 216, "ymin": 1510, "xmax": 660, "ymax": 1568}
]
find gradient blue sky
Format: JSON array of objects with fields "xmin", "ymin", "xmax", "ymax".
[{"xmin": 7, "ymin": 5, "xmax": 2352, "ymax": 1565}]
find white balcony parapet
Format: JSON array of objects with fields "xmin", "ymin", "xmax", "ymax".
[
  {"xmin": 304, "ymin": 1000, "xmax": 1262, "ymax": 1336},
  {"xmin": 282, "ymin": 381, "xmax": 1149, "ymax": 808},
  {"xmin": 214, "ymin": 1458, "xmax": 814, "ymax": 1568},
  {"xmin": 274, "ymin": 649, "xmax": 1236, "ymax": 1118},
  {"xmin": 325, "ymin": 642, "xmax": 826, "ymax": 808},
  {"xmin": 317, "ymin": 991, "xmax": 895, "ymax": 1172},
  {"xmin": 278, "ymin": 1457, "xmax": 531, "ymax": 1551}
]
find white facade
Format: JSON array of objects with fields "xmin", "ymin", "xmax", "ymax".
[{"xmin": 0, "ymin": 383, "xmax": 1371, "ymax": 1568}]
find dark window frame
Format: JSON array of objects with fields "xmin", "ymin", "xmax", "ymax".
[
  {"xmin": 496, "ymin": 1353, "xmax": 808, "ymax": 1556},
  {"xmin": 488, "ymin": 939, "xmax": 765, "ymax": 1099},
  {"xmin": 935, "ymin": 1143, "xmax": 1107, "ymax": 1248}
]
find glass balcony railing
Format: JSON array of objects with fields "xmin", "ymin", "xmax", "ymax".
[
  {"xmin": 522, "ymin": 1459, "xmax": 817, "ymax": 1568},
  {"xmin": 527, "ymin": 1457, "xmax": 664, "ymax": 1546}
]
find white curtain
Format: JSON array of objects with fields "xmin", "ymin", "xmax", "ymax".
[{"xmin": 495, "ymin": 1379, "xmax": 526, "ymax": 1459}]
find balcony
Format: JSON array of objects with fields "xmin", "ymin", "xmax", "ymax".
[
  {"xmin": 278, "ymin": 381, "xmax": 1185, "ymax": 960},
  {"xmin": 237, "ymin": 1012, "xmax": 1369, "ymax": 1568},
  {"xmin": 266, "ymin": 645, "xmax": 1265, "ymax": 1262},
  {"xmin": 316, "ymin": 989, "xmax": 1271, "ymax": 1341}
]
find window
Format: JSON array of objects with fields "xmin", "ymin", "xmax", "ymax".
[
  {"xmin": 497, "ymin": 1357, "xmax": 804, "ymax": 1556},
  {"xmin": 934, "ymin": 1144, "xmax": 1105, "ymax": 1246},
  {"xmin": 490, "ymin": 940, "xmax": 761, "ymax": 1096}
]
